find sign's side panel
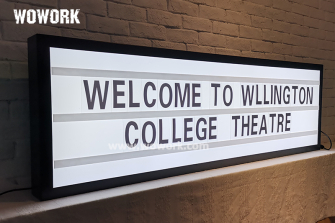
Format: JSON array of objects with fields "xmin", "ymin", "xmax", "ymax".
[{"xmin": 28, "ymin": 36, "xmax": 42, "ymax": 199}]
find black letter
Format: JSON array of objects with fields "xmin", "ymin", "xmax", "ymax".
[
  {"xmin": 175, "ymin": 83, "xmax": 190, "ymax": 107},
  {"xmin": 142, "ymin": 121, "xmax": 156, "ymax": 146},
  {"xmin": 259, "ymin": 115, "xmax": 267, "ymax": 135},
  {"xmin": 113, "ymin": 80, "xmax": 125, "ymax": 108},
  {"xmin": 285, "ymin": 113, "xmax": 291, "ymax": 131},
  {"xmin": 84, "ymin": 80, "xmax": 109, "ymax": 109},
  {"xmin": 292, "ymin": 86, "xmax": 298, "ymax": 104},
  {"xmin": 144, "ymin": 82, "xmax": 156, "ymax": 107},
  {"xmin": 125, "ymin": 121, "xmax": 138, "ymax": 148},
  {"xmin": 129, "ymin": 81, "xmax": 140, "ymax": 107},
  {"xmin": 306, "ymin": 87, "xmax": 313, "ymax": 104},
  {"xmin": 159, "ymin": 83, "xmax": 173, "ymax": 108},
  {"xmin": 299, "ymin": 87, "xmax": 305, "ymax": 104},
  {"xmin": 159, "ymin": 119, "xmax": 168, "ymax": 144},
  {"xmin": 241, "ymin": 115, "xmax": 250, "ymax": 136},
  {"xmin": 256, "ymin": 85, "xmax": 262, "ymax": 105},
  {"xmin": 192, "ymin": 83, "xmax": 201, "ymax": 107},
  {"xmin": 269, "ymin": 113, "xmax": 276, "ymax": 133},
  {"xmin": 283, "ymin": 86, "xmax": 290, "ymax": 104},
  {"xmin": 211, "ymin": 83, "xmax": 220, "ymax": 106},
  {"xmin": 184, "ymin": 118, "xmax": 193, "ymax": 142},
  {"xmin": 241, "ymin": 85, "xmax": 254, "ymax": 106},
  {"xmin": 251, "ymin": 115, "xmax": 258, "ymax": 135},
  {"xmin": 223, "ymin": 85, "xmax": 233, "ymax": 106},
  {"xmin": 209, "ymin": 117, "xmax": 217, "ymax": 140},
  {"xmin": 264, "ymin": 85, "xmax": 269, "ymax": 104},
  {"xmin": 196, "ymin": 118, "xmax": 207, "ymax": 140},
  {"xmin": 173, "ymin": 118, "xmax": 181, "ymax": 143},
  {"xmin": 274, "ymin": 85, "xmax": 282, "ymax": 104},
  {"xmin": 232, "ymin": 116, "xmax": 240, "ymax": 137},
  {"xmin": 277, "ymin": 114, "xmax": 284, "ymax": 132}
]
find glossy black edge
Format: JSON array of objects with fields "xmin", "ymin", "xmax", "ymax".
[{"xmin": 28, "ymin": 34, "xmax": 323, "ymax": 201}]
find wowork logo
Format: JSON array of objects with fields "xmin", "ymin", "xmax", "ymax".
[{"xmin": 13, "ymin": 9, "xmax": 80, "ymax": 24}]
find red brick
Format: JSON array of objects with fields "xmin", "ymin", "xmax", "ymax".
[
  {"xmin": 262, "ymin": 29, "xmax": 284, "ymax": 42},
  {"xmin": 305, "ymin": 0, "xmax": 319, "ymax": 9},
  {"xmin": 285, "ymin": 55, "xmax": 304, "ymax": 62},
  {"xmin": 152, "ymin": 40, "xmax": 186, "ymax": 50},
  {"xmin": 282, "ymin": 33, "xmax": 305, "ymax": 46},
  {"xmin": 324, "ymin": 70, "xmax": 335, "ymax": 79},
  {"xmin": 292, "ymin": 46, "xmax": 310, "ymax": 57},
  {"xmin": 272, "ymin": 20, "xmax": 291, "ymax": 33},
  {"xmin": 319, "ymin": 20, "xmax": 334, "ymax": 32},
  {"xmin": 12, "ymin": 0, "xmax": 57, "ymax": 7},
  {"xmin": 133, "ymin": 0, "xmax": 167, "ymax": 10},
  {"xmin": 240, "ymin": 26, "xmax": 262, "ymax": 40},
  {"xmin": 273, "ymin": 43, "xmax": 292, "ymax": 55},
  {"xmin": 290, "ymin": 24, "xmax": 309, "ymax": 37},
  {"xmin": 0, "ymin": 1, "xmax": 15, "ymax": 21},
  {"xmin": 285, "ymin": 12, "xmax": 304, "ymax": 25},
  {"xmin": 217, "ymin": 0, "xmax": 244, "ymax": 11},
  {"xmin": 243, "ymin": 0, "xmax": 272, "ymax": 7},
  {"xmin": 251, "ymin": 40, "xmax": 272, "ymax": 53},
  {"xmin": 108, "ymin": 0, "xmax": 132, "ymax": 4},
  {"xmin": 108, "ymin": 2, "xmax": 146, "ymax": 22},
  {"xmin": 323, "ymin": 78, "xmax": 334, "ymax": 89},
  {"xmin": 59, "ymin": 0, "xmax": 106, "ymax": 16},
  {"xmin": 216, "ymin": 48, "xmax": 242, "ymax": 56},
  {"xmin": 2, "ymin": 22, "xmax": 61, "ymax": 42},
  {"xmin": 166, "ymin": 28, "xmax": 198, "ymax": 44},
  {"xmin": 273, "ymin": 0, "xmax": 292, "ymax": 11},
  {"xmin": 325, "ymin": 12, "xmax": 335, "ymax": 23},
  {"xmin": 309, "ymin": 7, "xmax": 325, "ymax": 20},
  {"xmin": 168, "ymin": 0, "xmax": 198, "ymax": 16},
  {"xmin": 291, "ymin": 3, "xmax": 312, "ymax": 16},
  {"xmin": 309, "ymin": 28, "xmax": 326, "ymax": 40},
  {"xmin": 305, "ymin": 37, "xmax": 321, "ymax": 49},
  {"xmin": 266, "ymin": 8, "xmax": 286, "ymax": 21},
  {"xmin": 225, "ymin": 10, "xmax": 251, "ymax": 25},
  {"xmin": 0, "ymin": 41, "xmax": 27, "ymax": 61},
  {"xmin": 320, "ymin": 0, "xmax": 335, "ymax": 13},
  {"xmin": 0, "ymin": 62, "xmax": 10, "ymax": 79},
  {"xmin": 187, "ymin": 0, "xmax": 216, "ymax": 7},
  {"xmin": 130, "ymin": 22, "xmax": 166, "ymax": 40},
  {"xmin": 325, "ymin": 31, "xmax": 335, "ymax": 42},
  {"xmin": 187, "ymin": 44, "xmax": 215, "ymax": 54},
  {"xmin": 111, "ymin": 36, "xmax": 152, "ymax": 47},
  {"xmin": 182, "ymin": 16, "xmax": 212, "ymax": 32},
  {"xmin": 199, "ymin": 33, "xmax": 226, "ymax": 48},
  {"xmin": 226, "ymin": 37, "xmax": 251, "ymax": 51},
  {"xmin": 240, "ymin": 1, "xmax": 269, "ymax": 18},
  {"xmin": 87, "ymin": 15, "xmax": 129, "ymax": 35},
  {"xmin": 199, "ymin": 5, "xmax": 227, "ymax": 21},
  {"xmin": 264, "ymin": 53, "xmax": 286, "ymax": 60},
  {"xmin": 213, "ymin": 22, "xmax": 239, "ymax": 37},
  {"xmin": 251, "ymin": 15, "xmax": 272, "ymax": 29},
  {"xmin": 304, "ymin": 17, "xmax": 321, "ymax": 29},
  {"xmin": 148, "ymin": 9, "xmax": 182, "ymax": 28},
  {"xmin": 241, "ymin": 50, "xmax": 265, "ymax": 59},
  {"xmin": 61, "ymin": 29, "xmax": 110, "ymax": 42},
  {"xmin": 10, "ymin": 62, "xmax": 28, "ymax": 79}
]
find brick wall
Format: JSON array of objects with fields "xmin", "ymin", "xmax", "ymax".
[{"xmin": 0, "ymin": 0, "xmax": 334, "ymax": 192}]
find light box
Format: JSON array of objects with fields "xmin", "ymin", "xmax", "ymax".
[{"xmin": 28, "ymin": 34, "xmax": 323, "ymax": 200}]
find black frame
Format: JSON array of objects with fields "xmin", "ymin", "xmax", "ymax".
[{"xmin": 28, "ymin": 34, "xmax": 323, "ymax": 200}]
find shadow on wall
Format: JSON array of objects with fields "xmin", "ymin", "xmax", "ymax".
[
  {"xmin": 0, "ymin": 72, "xmax": 31, "ymax": 192},
  {"xmin": 318, "ymin": 217, "xmax": 335, "ymax": 223}
]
